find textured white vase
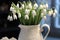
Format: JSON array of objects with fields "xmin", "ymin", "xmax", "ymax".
[{"xmin": 18, "ymin": 24, "xmax": 50, "ymax": 40}]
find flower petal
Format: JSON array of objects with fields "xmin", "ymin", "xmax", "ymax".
[
  {"xmin": 34, "ymin": 3, "xmax": 38, "ymax": 9},
  {"xmin": 25, "ymin": 15, "xmax": 29, "ymax": 20}
]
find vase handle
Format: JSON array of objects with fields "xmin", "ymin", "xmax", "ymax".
[{"xmin": 41, "ymin": 24, "xmax": 50, "ymax": 40}]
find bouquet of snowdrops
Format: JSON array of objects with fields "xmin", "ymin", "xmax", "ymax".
[{"xmin": 7, "ymin": 1, "xmax": 57, "ymax": 25}]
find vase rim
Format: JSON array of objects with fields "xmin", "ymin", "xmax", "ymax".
[{"xmin": 19, "ymin": 24, "xmax": 40, "ymax": 26}]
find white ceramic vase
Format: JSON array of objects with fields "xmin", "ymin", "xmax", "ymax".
[{"xmin": 18, "ymin": 24, "xmax": 50, "ymax": 40}]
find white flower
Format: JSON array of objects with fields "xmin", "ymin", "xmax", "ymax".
[
  {"xmin": 40, "ymin": 4, "xmax": 48, "ymax": 9},
  {"xmin": 48, "ymin": 11, "xmax": 52, "ymax": 16},
  {"xmin": 18, "ymin": 13, "xmax": 21, "ymax": 18},
  {"xmin": 25, "ymin": 9, "xmax": 30, "ymax": 15},
  {"xmin": 28, "ymin": 3, "xmax": 32, "ymax": 9},
  {"xmin": 10, "ymin": 7, "xmax": 16, "ymax": 13},
  {"xmin": 7, "ymin": 15, "xmax": 10, "ymax": 20},
  {"xmin": 13, "ymin": 14, "xmax": 17, "ymax": 20},
  {"xmin": 43, "ymin": 16, "xmax": 46, "ymax": 20},
  {"xmin": 52, "ymin": 9, "xmax": 57, "ymax": 17},
  {"xmin": 45, "ymin": 3, "xmax": 48, "ymax": 8},
  {"xmin": 50, "ymin": 9, "xmax": 53, "ymax": 13},
  {"xmin": 10, "ymin": 6, "xmax": 14, "ymax": 11},
  {"xmin": 48, "ymin": 9, "xmax": 53, "ymax": 16},
  {"xmin": 7, "ymin": 15, "xmax": 13, "ymax": 21},
  {"xmin": 25, "ymin": 15, "xmax": 29, "ymax": 20},
  {"xmin": 53, "ymin": 13, "xmax": 56, "ymax": 17},
  {"xmin": 17, "ymin": 3, "xmax": 19, "ymax": 8},
  {"xmin": 40, "ymin": 4, "xmax": 44, "ymax": 9},
  {"xmin": 21, "ymin": 4, "xmax": 24, "ymax": 9},
  {"xmin": 32, "ymin": 10, "xmax": 36, "ymax": 17},
  {"xmin": 42, "ymin": 9, "xmax": 46, "ymax": 13},
  {"xmin": 10, "ymin": 37, "xmax": 17, "ymax": 40},
  {"xmin": 34, "ymin": 3, "xmax": 38, "ymax": 9},
  {"xmin": 54, "ymin": 9, "xmax": 57, "ymax": 13},
  {"xmin": 9, "ymin": 16, "xmax": 13, "ymax": 21},
  {"xmin": 1, "ymin": 37, "xmax": 9, "ymax": 40},
  {"xmin": 40, "ymin": 4, "xmax": 43, "ymax": 8}
]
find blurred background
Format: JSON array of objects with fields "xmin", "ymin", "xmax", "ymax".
[
  {"xmin": 0, "ymin": 0, "xmax": 60, "ymax": 40},
  {"xmin": 38, "ymin": 0, "xmax": 60, "ymax": 40}
]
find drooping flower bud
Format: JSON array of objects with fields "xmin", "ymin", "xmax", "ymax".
[
  {"xmin": 25, "ymin": 9, "xmax": 30, "ymax": 15},
  {"xmin": 53, "ymin": 13, "xmax": 56, "ymax": 17},
  {"xmin": 21, "ymin": 4, "xmax": 24, "ymax": 9},
  {"xmin": 18, "ymin": 13, "xmax": 21, "ymax": 18},
  {"xmin": 34, "ymin": 3, "xmax": 38, "ymax": 9},
  {"xmin": 10, "ymin": 6, "xmax": 14, "ymax": 12},
  {"xmin": 7, "ymin": 15, "xmax": 13, "ymax": 21},
  {"xmin": 25, "ymin": 15, "xmax": 29, "ymax": 20},
  {"xmin": 43, "ymin": 16, "xmax": 46, "ymax": 20},
  {"xmin": 32, "ymin": 10, "xmax": 36, "ymax": 17},
  {"xmin": 40, "ymin": 4, "xmax": 44, "ymax": 9},
  {"xmin": 9, "ymin": 16, "xmax": 13, "ymax": 21},
  {"xmin": 17, "ymin": 3, "xmax": 19, "ymax": 8},
  {"xmin": 13, "ymin": 14, "xmax": 17, "ymax": 20},
  {"xmin": 45, "ymin": 3, "xmax": 48, "ymax": 8},
  {"xmin": 48, "ymin": 9, "xmax": 53, "ymax": 16},
  {"xmin": 28, "ymin": 2, "xmax": 32, "ymax": 9}
]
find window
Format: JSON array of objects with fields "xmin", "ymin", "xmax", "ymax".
[
  {"xmin": 36, "ymin": 0, "xmax": 51, "ymax": 7},
  {"xmin": 55, "ymin": 0, "xmax": 60, "ymax": 28}
]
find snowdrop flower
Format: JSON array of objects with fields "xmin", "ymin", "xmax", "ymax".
[
  {"xmin": 50, "ymin": 9, "xmax": 53, "ymax": 13},
  {"xmin": 13, "ymin": 14, "xmax": 17, "ymax": 20},
  {"xmin": 43, "ymin": 16, "xmax": 46, "ymax": 20},
  {"xmin": 32, "ymin": 10, "xmax": 36, "ymax": 17},
  {"xmin": 10, "ymin": 37, "xmax": 17, "ymax": 40},
  {"xmin": 40, "ymin": 4, "xmax": 44, "ymax": 9},
  {"xmin": 41, "ymin": 13, "xmax": 44, "ymax": 17},
  {"xmin": 1, "ymin": 37, "xmax": 9, "ymax": 40},
  {"xmin": 28, "ymin": 3, "xmax": 32, "ymax": 9},
  {"xmin": 10, "ymin": 7, "xmax": 16, "ymax": 13},
  {"xmin": 21, "ymin": 4, "xmax": 24, "ymax": 9},
  {"xmin": 54, "ymin": 9, "xmax": 57, "ymax": 13},
  {"xmin": 48, "ymin": 11, "xmax": 52, "ymax": 16},
  {"xmin": 34, "ymin": 3, "xmax": 38, "ymax": 9},
  {"xmin": 10, "ymin": 6, "xmax": 14, "ymax": 11},
  {"xmin": 17, "ymin": 3, "xmax": 19, "ymax": 8},
  {"xmin": 45, "ymin": 3, "xmax": 48, "ymax": 8},
  {"xmin": 53, "ymin": 13, "xmax": 56, "ymax": 17},
  {"xmin": 48, "ymin": 11, "xmax": 51, "ymax": 16},
  {"xmin": 52, "ymin": 9, "xmax": 57, "ymax": 17},
  {"xmin": 25, "ymin": 15, "xmax": 29, "ymax": 20},
  {"xmin": 18, "ymin": 13, "xmax": 21, "ymax": 18},
  {"xmin": 42, "ymin": 9, "xmax": 46, "ymax": 13},
  {"xmin": 7, "ymin": 15, "xmax": 11, "ymax": 20},
  {"xmin": 48, "ymin": 9, "xmax": 53, "ymax": 16},
  {"xmin": 25, "ymin": 9, "xmax": 30, "ymax": 15},
  {"xmin": 7, "ymin": 15, "xmax": 13, "ymax": 21},
  {"xmin": 9, "ymin": 16, "xmax": 13, "ymax": 21}
]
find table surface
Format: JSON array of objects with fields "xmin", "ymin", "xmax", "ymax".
[{"xmin": 46, "ymin": 37, "xmax": 60, "ymax": 40}]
